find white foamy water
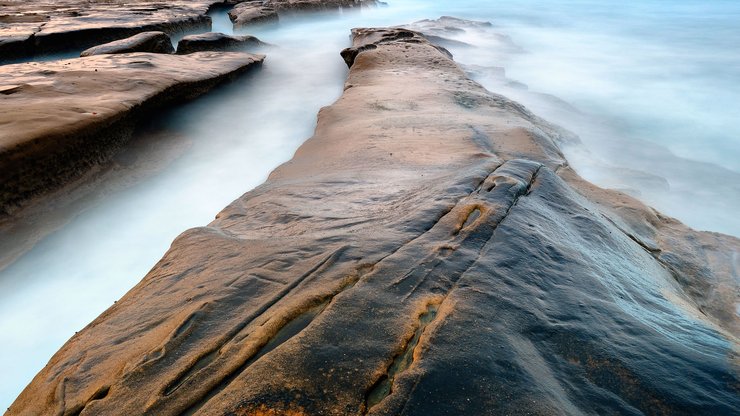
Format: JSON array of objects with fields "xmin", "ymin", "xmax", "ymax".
[{"xmin": 2, "ymin": 0, "xmax": 739, "ymax": 407}]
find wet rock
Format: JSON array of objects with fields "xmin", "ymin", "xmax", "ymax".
[
  {"xmin": 176, "ymin": 32, "xmax": 265, "ymax": 54},
  {"xmin": 8, "ymin": 27, "xmax": 740, "ymax": 416},
  {"xmin": 0, "ymin": 52, "xmax": 265, "ymax": 215},
  {"xmin": 80, "ymin": 31, "xmax": 174, "ymax": 56},
  {"xmin": 228, "ymin": 2, "xmax": 279, "ymax": 28},
  {"xmin": 0, "ymin": 0, "xmax": 218, "ymax": 62}
]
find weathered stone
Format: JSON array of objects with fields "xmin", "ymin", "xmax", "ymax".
[
  {"xmin": 228, "ymin": 2, "xmax": 279, "ymax": 28},
  {"xmin": 270, "ymin": 0, "xmax": 377, "ymax": 12},
  {"xmin": 8, "ymin": 28, "xmax": 739, "ymax": 416},
  {"xmin": 176, "ymin": 32, "xmax": 264, "ymax": 54},
  {"xmin": 0, "ymin": 0, "xmax": 219, "ymax": 62},
  {"xmin": 80, "ymin": 31, "xmax": 174, "ymax": 57},
  {"xmin": 226, "ymin": 0, "xmax": 379, "ymax": 29},
  {"xmin": 0, "ymin": 52, "xmax": 265, "ymax": 215}
]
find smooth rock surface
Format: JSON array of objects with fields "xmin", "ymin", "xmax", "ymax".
[
  {"xmin": 80, "ymin": 31, "xmax": 174, "ymax": 57},
  {"xmin": 0, "ymin": 52, "xmax": 265, "ymax": 215},
  {"xmin": 8, "ymin": 28, "xmax": 739, "ymax": 416},
  {"xmin": 0, "ymin": 0, "xmax": 219, "ymax": 61},
  {"xmin": 176, "ymin": 32, "xmax": 264, "ymax": 54}
]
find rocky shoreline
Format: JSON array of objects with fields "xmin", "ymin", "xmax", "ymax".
[
  {"xmin": 7, "ymin": 25, "xmax": 739, "ymax": 416},
  {"xmin": 0, "ymin": 0, "xmax": 217, "ymax": 62},
  {"xmin": 0, "ymin": 0, "xmax": 379, "ymax": 62}
]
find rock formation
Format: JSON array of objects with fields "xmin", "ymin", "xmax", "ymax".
[
  {"xmin": 80, "ymin": 31, "xmax": 175, "ymax": 57},
  {"xmin": 0, "ymin": 52, "xmax": 265, "ymax": 216},
  {"xmin": 176, "ymin": 32, "xmax": 265, "ymax": 54},
  {"xmin": 229, "ymin": 2, "xmax": 280, "ymax": 28},
  {"xmin": 8, "ymin": 28, "xmax": 738, "ymax": 415},
  {"xmin": 228, "ymin": 0, "xmax": 378, "ymax": 29},
  {"xmin": 0, "ymin": 0, "xmax": 222, "ymax": 62}
]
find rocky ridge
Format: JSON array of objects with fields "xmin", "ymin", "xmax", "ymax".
[{"xmin": 7, "ymin": 27, "xmax": 739, "ymax": 416}]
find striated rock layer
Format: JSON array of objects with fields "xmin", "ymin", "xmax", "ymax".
[
  {"xmin": 8, "ymin": 29, "xmax": 740, "ymax": 415},
  {"xmin": 0, "ymin": 52, "xmax": 264, "ymax": 215}
]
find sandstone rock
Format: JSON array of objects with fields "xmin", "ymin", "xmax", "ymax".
[
  {"xmin": 0, "ymin": 52, "xmax": 265, "ymax": 215},
  {"xmin": 228, "ymin": 2, "xmax": 279, "ymax": 28},
  {"xmin": 0, "ymin": 0, "xmax": 219, "ymax": 62},
  {"xmin": 176, "ymin": 32, "xmax": 265, "ymax": 54},
  {"xmin": 80, "ymin": 31, "xmax": 174, "ymax": 57},
  {"xmin": 8, "ymin": 28, "xmax": 739, "ymax": 416}
]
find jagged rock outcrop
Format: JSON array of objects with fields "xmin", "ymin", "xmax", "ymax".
[
  {"xmin": 8, "ymin": 28, "xmax": 739, "ymax": 416},
  {"xmin": 176, "ymin": 32, "xmax": 264, "ymax": 54},
  {"xmin": 0, "ymin": 0, "xmax": 223, "ymax": 62},
  {"xmin": 80, "ymin": 31, "xmax": 174, "ymax": 57},
  {"xmin": 0, "ymin": 52, "xmax": 265, "ymax": 216}
]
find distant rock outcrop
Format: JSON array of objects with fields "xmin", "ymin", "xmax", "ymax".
[
  {"xmin": 8, "ymin": 27, "xmax": 739, "ymax": 416},
  {"xmin": 176, "ymin": 32, "xmax": 264, "ymax": 54},
  {"xmin": 227, "ymin": 0, "xmax": 379, "ymax": 29},
  {"xmin": 80, "ymin": 31, "xmax": 174, "ymax": 56}
]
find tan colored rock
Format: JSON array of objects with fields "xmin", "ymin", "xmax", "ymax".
[
  {"xmin": 270, "ymin": 0, "xmax": 378, "ymax": 11},
  {"xmin": 228, "ymin": 2, "xmax": 279, "ymax": 28},
  {"xmin": 0, "ymin": 52, "xmax": 265, "ymax": 215},
  {"xmin": 0, "ymin": 0, "xmax": 218, "ymax": 61},
  {"xmin": 80, "ymin": 31, "xmax": 174, "ymax": 57},
  {"xmin": 8, "ymin": 28, "xmax": 739, "ymax": 416}
]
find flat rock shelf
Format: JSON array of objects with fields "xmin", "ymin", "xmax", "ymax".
[
  {"xmin": 0, "ymin": 52, "xmax": 265, "ymax": 216},
  {"xmin": 0, "ymin": 0, "xmax": 219, "ymax": 61},
  {"xmin": 7, "ymin": 28, "xmax": 740, "ymax": 416}
]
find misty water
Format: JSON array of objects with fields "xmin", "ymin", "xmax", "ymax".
[{"xmin": 2, "ymin": 0, "xmax": 739, "ymax": 407}]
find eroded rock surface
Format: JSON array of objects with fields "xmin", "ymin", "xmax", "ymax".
[
  {"xmin": 8, "ymin": 28, "xmax": 740, "ymax": 416},
  {"xmin": 228, "ymin": 0, "xmax": 378, "ymax": 29},
  {"xmin": 0, "ymin": 52, "xmax": 265, "ymax": 216},
  {"xmin": 229, "ymin": 2, "xmax": 279, "ymax": 28},
  {"xmin": 0, "ymin": 0, "xmax": 220, "ymax": 61},
  {"xmin": 80, "ymin": 31, "xmax": 174, "ymax": 57},
  {"xmin": 176, "ymin": 32, "xmax": 264, "ymax": 54}
]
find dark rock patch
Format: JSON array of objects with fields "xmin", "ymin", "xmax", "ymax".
[{"xmin": 176, "ymin": 32, "xmax": 265, "ymax": 54}]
